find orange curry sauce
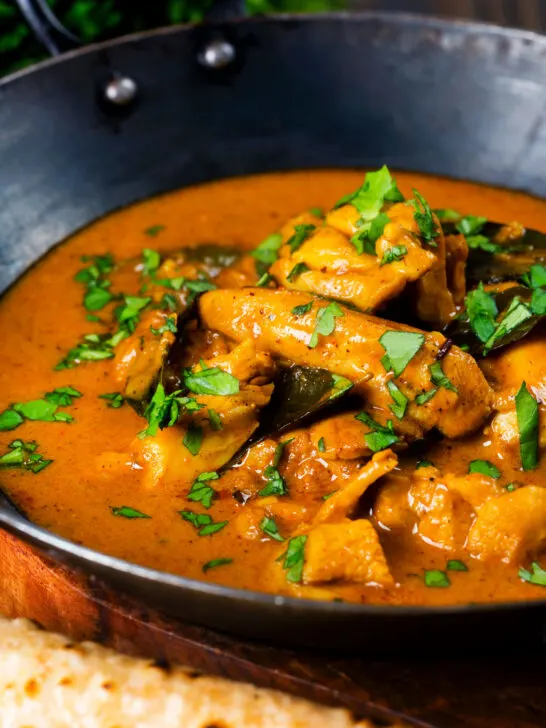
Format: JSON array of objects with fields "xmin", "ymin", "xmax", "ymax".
[{"xmin": 0, "ymin": 170, "xmax": 544, "ymax": 606}]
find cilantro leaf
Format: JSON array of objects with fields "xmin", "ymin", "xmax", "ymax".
[
  {"xmin": 424, "ymin": 569, "xmax": 450, "ymax": 588},
  {"xmin": 183, "ymin": 366, "xmax": 239, "ymax": 396},
  {"xmin": 413, "ymin": 189, "xmax": 438, "ymax": 245},
  {"xmin": 142, "ymin": 248, "xmax": 161, "ymax": 276},
  {"xmin": 183, "ymin": 424, "xmax": 203, "ymax": 456},
  {"xmin": 379, "ymin": 331, "xmax": 425, "ymax": 377},
  {"xmin": 434, "ymin": 208, "xmax": 461, "ymax": 220},
  {"xmin": 416, "ymin": 460, "xmax": 434, "ymax": 469},
  {"xmin": 287, "ymin": 262, "xmax": 310, "ymax": 282},
  {"xmin": 447, "ymin": 559, "xmax": 468, "ymax": 572},
  {"xmin": 429, "ymin": 361, "xmax": 458, "ymax": 393},
  {"xmin": 258, "ymin": 440, "xmax": 292, "ymax": 497},
  {"xmin": 465, "ymin": 283, "xmax": 498, "ymax": 343},
  {"xmin": 515, "ymin": 381, "xmax": 539, "ymax": 471},
  {"xmin": 45, "ymin": 386, "xmax": 82, "ymax": 407},
  {"xmin": 251, "ymin": 233, "xmax": 283, "ymax": 275},
  {"xmin": 99, "ymin": 392, "xmax": 124, "ymax": 409},
  {"xmin": 386, "ymin": 380, "xmax": 408, "ymax": 419},
  {"xmin": 208, "ymin": 409, "xmax": 223, "ymax": 431},
  {"xmin": 337, "ymin": 166, "xmax": 403, "ymax": 213},
  {"xmin": 483, "ymin": 297, "xmax": 533, "ymax": 355},
  {"xmin": 468, "ymin": 460, "xmax": 501, "ymax": 479},
  {"xmin": 0, "ymin": 440, "xmax": 52, "ymax": 473},
  {"xmin": 380, "ymin": 245, "xmax": 407, "ymax": 266},
  {"xmin": 287, "ymin": 224, "xmax": 316, "ymax": 253},
  {"xmin": 187, "ymin": 471, "xmax": 219, "ymax": 509},
  {"xmin": 415, "ymin": 389, "xmax": 438, "ymax": 406},
  {"xmin": 260, "ymin": 516, "xmax": 285, "ymax": 542},
  {"xmin": 111, "ymin": 506, "xmax": 151, "ymax": 519},
  {"xmin": 309, "ymin": 302, "xmax": 344, "ymax": 348},
  {"xmin": 292, "ymin": 301, "xmax": 313, "ymax": 316},
  {"xmin": 202, "ymin": 558, "xmax": 233, "ymax": 573},
  {"xmin": 317, "ymin": 437, "xmax": 326, "ymax": 452},
  {"xmin": 350, "ymin": 212, "xmax": 390, "ymax": 256},
  {"xmin": 519, "ymin": 562, "xmax": 546, "ymax": 587},
  {"xmin": 456, "ymin": 215, "xmax": 487, "ymax": 236},
  {"xmin": 283, "ymin": 535, "xmax": 307, "ymax": 583},
  {"xmin": 179, "ymin": 509, "xmax": 228, "ymax": 536},
  {"xmin": 355, "ymin": 412, "xmax": 399, "ymax": 452},
  {"xmin": 0, "ymin": 409, "xmax": 23, "ymax": 431},
  {"xmin": 144, "ymin": 224, "xmax": 165, "ymax": 237}
]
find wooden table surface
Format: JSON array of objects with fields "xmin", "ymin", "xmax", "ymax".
[{"xmin": 0, "ymin": 528, "xmax": 544, "ymax": 728}]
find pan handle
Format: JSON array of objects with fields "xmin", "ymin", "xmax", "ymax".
[
  {"xmin": 14, "ymin": 0, "xmax": 81, "ymax": 56},
  {"xmin": 15, "ymin": 0, "xmax": 247, "ymax": 58}
]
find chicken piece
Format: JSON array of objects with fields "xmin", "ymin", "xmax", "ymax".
[
  {"xmin": 114, "ymin": 310, "xmax": 176, "ymax": 401},
  {"xmin": 303, "ymin": 519, "xmax": 394, "ymax": 587},
  {"xmin": 409, "ymin": 468, "xmax": 501, "ymax": 551},
  {"xmin": 199, "ymin": 288, "xmax": 492, "ymax": 439},
  {"xmin": 199, "ymin": 339, "xmax": 276, "ymax": 386},
  {"xmin": 467, "ymin": 486, "xmax": 546, "ymax": 563},
  {"xmin": 414, "ymin": 221, "xmax": 459, "ymax": 325},
  {"xmin": 309, "ymin": 413, "xmax": 374, "ymax": 461},
  {"xmin": 372, "ymin": 473, "xmax": 413, "ymax": 532},
  {"xmin": 271, "ymin": 203, "xmax": 438, "ymax": 314},
  {"xmin": 234, "ymin": 498, "xmax": 309, "ymax": 541},
  {"xmin": 312, "ymin": 450, "xmax": 398, "ymax": 525},
  {"xmin": 214, "ymin": 254, "xmax": 259, "ymax": 289}
]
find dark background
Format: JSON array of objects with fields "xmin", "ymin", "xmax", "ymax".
[{"xmin": 3, "ymin": 0, "xmax": 546, "ymax": 77}]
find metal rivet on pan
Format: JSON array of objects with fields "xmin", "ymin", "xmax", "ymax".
[
  {"xmin": 197, "ymin": 39, "xmax": 236, "ymax": 69},
  {"xmin": 104, "ymin": 76, "xmax": 138, "ymax": 106}
]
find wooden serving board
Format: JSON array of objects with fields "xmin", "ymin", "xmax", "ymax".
[{"xmin": 0, "ymin": 526, "xmax": 544, "ymax": 728}]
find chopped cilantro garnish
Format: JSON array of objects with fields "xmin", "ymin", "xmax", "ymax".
[
  {"xmin": 208, "ymin": 409, "xmax": 223, "ymax": 431},
  {"xmin": 330, "ymin": 374, "xmax": 353, "ymax": 400},
  {"xmin": 187, "ymin": 471, "xmax": 219, "ymax": 509},
  {"xmin": 144, "ymin": 224, "xmax": 165, "ymax": 237},
  {"xmin": 434, "ymin": 208, "xmax": 461, "ymax": 220},
  {"xmin": 379, "ymin": 331, "xmax": 425, "ymax": 377},
  {"xmin": 160, "ymin": 293, "xmax": 178, "ymax": 312},
  {"xmin": 309, "ymin": 206, "xmax": 324, "ymax": 218},
  {"xmin": 336, "ymin": 166, "xmax": 403, "ymax": 213},
  {"xmin": 309, "ymin": 302, "xmax": 344, "ymax": 348},
  {"xmin": 287, "ymin": 224, "xmax": 316, "ymax": 253},
  {"xmin": 150, "ymin": 317, "xmax": 177, "ymax": 336},
  {"xmin": 515, "ymin": 381, "xmax": 539, "ymax": 471},
  {"xmin": 0, "ymin": 387, "xmax": 81, "ymax": 431},
  {"xmin": 259, "ymin": 440, "xmax": 292, "ymax": 497},
  {"xmin": 115, "ymin": 295, "xmax": 152, "ymax": 334},
  {"xmin": 456, "ymin": 215, "xmax": 487, "ymax": 236},
  {"xmin": 283, "ymin": 535, "xmax": 307, "ymax": 583},
  {"xmin": 355, "ymin": 412, "xmax": 399, "ymax": 452},
  {"xmin": 292, "ymin": 301, "xmax": 313, "ymax": 316},
  {"xmin": 142, "ymin": 248, "xmax": 161, "ymax": 276},
  {"xmin": 111, "ymin": 506, "xmax": 151, "ymax": 519},
  {"xmin": 45, "ymin": 386, "xmax": 82, "ymax": 407},
  {"xmin": 256, "ymin": 272, "xmax": 273, "ymax": 288},
  {"xmin": 447, "ymin": 559, "xmax": 468, "ymax": 572},
  {"xmin": 317, "ymin": 437, "xmax": 326, "ymax": 453},
  {"xmin": 429, "ymin": 360, "xmax": 458, "ymax": 393},
  {"xmin": 521, "ymin": 263, "xmax": 546, "ymax": 290},
  {"xmin": 519, "ymin": 562, "xmax": 546, "ymax": 587},
  {"xmin": 183, "ymin": 365, "xmax": 239, "ymax": 396},
  {"xmin": 202, "ymin": 558, "xmax": 233, "ymax": 573},
  {"xmin": 260, "ymin": 516, "xmax": 285, "ymax": 542},
  {"xmin": 251, "ymin": 233, "xmax": 283, "ymax": 275},
  {"xmin": 424, "ymin": 569, "xmax": 450, "ymax": 588},
  {"xmin": 468, "ymin": 460, "xmax": 501, "ymax": 479},
  {"xmin": 412, "ymin": 190, "xmax": 438, "ymax": 245},
  {"xmin": 483, "ymin": 297, "xmax": 533, "ymax": 355},
  {"xmin": 99, "ymin": 392, "xmax": 124, "ymax": 409},
  {"xmin": 465, "ymin": 283, "xmax": 498, "ymax": 344},
  {"xmin": 56, "ymin": 333, "xmax": 116, "ymax": 370},
  {"xmin": 287, "ymin": 262, "xmax": 310, "ymax": 282},
  {"xmin": 322, "ymin": 490, "xmax": 337, "ymax": 500},
  {"xmin": 0, "ymin": 410, "xmax": 23, "ymax": 431},
  {"xmin": 386, "ymin": 380, "xmax": 408, "ymax": 420},
  {"xmin": 415, "ymin": 389, "xmax": 438, "ymax": 406},
  {"xmin": 467, "ymin": 235, "xmax": 504, "ymax": 254},
  {"xmin": 139, "ymin": 382, "xmax": 203, "ymax": 439},
  {"xmin": 0, "ymin": 440, "xmax": 52, "ymax": 473},
  {"xmin": 380, "ymin": 245, "xmax": 407, "ymax": 266},
  {"xmin": 179, "ymin": 510, "xmax": 228, "ymax": 536},
  {"xmin": 183, "ymin": 424, "xmax": 203, "ymax": 456},
  {"xmin": 350, "ymin": 212, "xmax": 390, "ymax": 256},
  {"xmin": 75, "ymin": 254, "xmax": 115, "ymax": 312},
  {"xmin": 505, "ymin": 482, "xmax": 517, "ymax": 492}
]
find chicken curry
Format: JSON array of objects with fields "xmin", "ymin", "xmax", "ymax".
[{"xmin": 0, "ymin": 168, "xmax": 545, "ymax": 606}]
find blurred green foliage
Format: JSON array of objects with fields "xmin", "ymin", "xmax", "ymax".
[{"xmin": 0, "ymin": 0, "xmax": 343, "ymax": 76}]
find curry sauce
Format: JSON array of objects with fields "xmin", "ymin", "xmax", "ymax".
[{"xmin": 0, "ymin": 169, "xmax": 545, "ymax": 606}]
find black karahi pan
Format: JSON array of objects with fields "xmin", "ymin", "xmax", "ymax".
[{"xmin": 1, "ymin": 0, "xmax": 546, "ymax": 652}]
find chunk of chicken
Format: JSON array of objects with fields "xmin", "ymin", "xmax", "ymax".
[
  {"xmin": 199, "ymin": 288, "xmax": 492, "ymax": 439},
  {"xmin": 312, "ymin": 450, "xmax": 398, "ymax": 525},
  {"xmin": 467, "ymin": 486, "xmax": 546, "ymax": 563},
  {"xmin": 271, "ymin": 203, "xmax": 438, "ymax": 315},
  {"xmin": 114, "ymin": 310, "xmax": 176, "ymax": 401},
  {"xmin": 303, "ymin": 519, "xmax": 394, "ymax": 587}
]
